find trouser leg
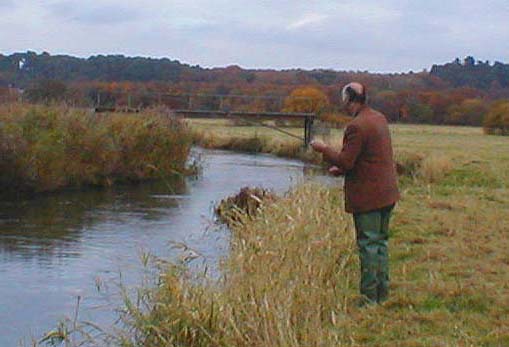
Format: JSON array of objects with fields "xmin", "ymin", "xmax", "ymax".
[
  {"xmin": 377, "ymin": 205, "xmax": 393, "ymax": 303},
  {"xmin": 354, "ymin": 210, "xmax": 382, "ymax": 303},
  {"xmin": 354, "ymin": 205, "xmax": 393, "ymax": 304}
]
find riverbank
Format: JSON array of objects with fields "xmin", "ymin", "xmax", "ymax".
[
  {"xmin": 122, "ymin": 123, "xmax": 509, "ymax": 346},
  {"xmin": 190, "ymin": 119, "xmax": 321, "ymax": 163},
  {"xmin": 0, "ymin": 104, "xmax": 193, "ymax": 193}
]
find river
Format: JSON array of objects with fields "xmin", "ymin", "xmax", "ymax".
[{"xmin": 0, "ymin": 149, "xmax": 335, "ymax": 346}]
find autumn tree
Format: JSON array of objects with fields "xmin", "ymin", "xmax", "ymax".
[
  {"xmin": 370, "ymin": 90, "xmax": 407, "ymax": 122},
  {"xmin": 446, "ymin": 98, "xmax": 488, "ymax": 126},
  {"xmin": 483, "ymin": 101, "xmax": 509, "ymax": 135},
  {"xmin": 283, "ymin": 86, "xmax": 329, "ymax": 114},
  {"xmin": 405, "ymin": 98, "xmax": 434, "ymax": 123},
  {"xmin": 24, "ymin": 79, "xmax": 68, "ymax": 104}
]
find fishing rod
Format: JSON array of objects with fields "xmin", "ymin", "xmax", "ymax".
[{"xmin": 225, "ymin": 112, "xmax": 308, "ymax": 143}]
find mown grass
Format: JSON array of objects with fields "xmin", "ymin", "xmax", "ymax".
[
  {"xmin": 116, "ymin": 122, "xmax": 509, "ymax": 347},
  {"xmin": 0, "ymin": 104, "xmax": 193, "ymax": 193}
]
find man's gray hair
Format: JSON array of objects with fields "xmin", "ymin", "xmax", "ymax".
[{"xmin": 341, "ymin": 82, "xmax": 367, "ymax": 104}]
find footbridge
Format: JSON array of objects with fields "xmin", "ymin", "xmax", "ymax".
[{"xmin": 94, "ymin": 92, "xmax": 317, "ymax": 146}]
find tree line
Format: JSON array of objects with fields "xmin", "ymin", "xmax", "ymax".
[{"xmin": 1, "ymin": 51, "xmax": 508, "ymax": 131}]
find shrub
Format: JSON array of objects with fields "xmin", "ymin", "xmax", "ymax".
[
  {"xmin": 0, "ymin": 104, "xmax": 192, "ymax": 192},
  {"xmin": 483, "ymin": 101, "xmax": 509, "ymax": 135}
]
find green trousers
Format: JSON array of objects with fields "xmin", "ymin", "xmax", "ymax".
[{"xmin": 353, "ymin": 204, "xmax": 394, "ymax": 304}]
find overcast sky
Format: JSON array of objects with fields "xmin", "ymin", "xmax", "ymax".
[{"xmin": 0, "ymin": 0, "xmax": 508, "ymax": 72}]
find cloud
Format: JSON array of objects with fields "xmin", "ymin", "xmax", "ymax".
[
  {"xmin": 47, "ymin": 1, "xmax": 143, "ymax": 25},
  {"xmin": 0, "ymin": 0, "xmax": 14, "ymax": 7},
  {"xmin": 287, "ymin": 13, "xmax": 329, "ymax": 30},
  {"xmin": 0, "ymin": 0, "xmax": 508, "ymax": 72}
]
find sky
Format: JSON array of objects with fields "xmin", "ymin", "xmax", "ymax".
[{"xmin": 0, "ymin": 0, "xmax": 508, "ymax": 73}]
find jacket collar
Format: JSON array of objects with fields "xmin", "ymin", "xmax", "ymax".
[{"xmin": 353, "ymin": 104, "xmax": 369, "ymax": 118}]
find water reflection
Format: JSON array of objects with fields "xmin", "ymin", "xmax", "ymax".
[{"xmin": 0, "ymin": 179, "xmax": 187, "ymax": 264}]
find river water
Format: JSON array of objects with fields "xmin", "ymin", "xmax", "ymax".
[{"xmin": 0, "ymin": 149, "xmax": 335, "ymax": 346}]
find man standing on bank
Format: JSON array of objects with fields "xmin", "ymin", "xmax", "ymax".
[{"xmin": 311, "ymin": 82, "xmax": 400, "ymax": 305}]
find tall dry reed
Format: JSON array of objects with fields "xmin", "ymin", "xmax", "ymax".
[
  {"xmin": 121, "ymin": 184, "xmax": 358, "ymax": 347},
  {"xmin": 0, "ymin": 104, "xmax": 192, "ymax": 192}
]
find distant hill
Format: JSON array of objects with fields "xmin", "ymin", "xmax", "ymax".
[
  {"xmin": 0, "ymin": 51, "xmax": 191, "ymax": 87},
  {"xmin": 430, "ymin": 56, "xmax": 509, "ymax": 89},
  {"xmin": 1, "ymin": 51, "xmax": 508, "ymax": 92}
]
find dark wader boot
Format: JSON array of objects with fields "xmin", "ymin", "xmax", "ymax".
[{"xmin": 353, "ymin": 204, "xmax": 394, "ymax": 304}]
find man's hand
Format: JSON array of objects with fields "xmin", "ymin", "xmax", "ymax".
[
  {"xmin": 310, "ymin": 140, "xmax": 327, "ymax": 153},
  {"xmin": 328, "ymin": 166, "xmax": 344, "ymax": 176}
]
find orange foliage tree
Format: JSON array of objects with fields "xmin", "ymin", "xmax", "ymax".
[
  {"xmin": 483, "ymin": 101, "xmax": 509, "ymax": 135},
  {"xmin": 446, "ymin": 98, "xmax": 488, "ymax": 126},
  {"xmin": 283, "ymin": 86, "xmax": 329, "ymax": 114}
]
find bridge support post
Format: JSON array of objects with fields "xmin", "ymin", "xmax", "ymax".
[{"xmin": 304, "ymin": 116, "xmax": 314, "ymax": 147}]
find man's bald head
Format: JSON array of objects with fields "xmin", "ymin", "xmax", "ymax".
[{"xmin": 341, "ymin": 82, "xmax": 367, "ymax": 105}]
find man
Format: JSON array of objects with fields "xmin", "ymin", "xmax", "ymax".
[{"xmin": 311, "ymin": 82, "xmax": 400, "ymax": 305}]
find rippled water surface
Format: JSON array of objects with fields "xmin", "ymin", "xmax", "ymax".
[{"xmin": 0, "ymin": 149, "xmax": 335, "ymax": 346}]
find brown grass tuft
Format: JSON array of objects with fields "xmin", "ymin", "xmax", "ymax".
[
  {"xmin": 418, "ymin": 154, "xmax": 454, "ymax": 183},
  {"xmin": 215, "ymin": 187, "xmax": 278, "ymax": 224},
  {"xmin": 395, "ymin": 151, "xmax": 454, "ymax": 183}
]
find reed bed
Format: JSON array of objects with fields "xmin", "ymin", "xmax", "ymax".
[
  {"xmin": 121, "ymin": 177, "xmax": 509, "ymax": 347},
  {"xmin": 121, "ymin": 184, "xmax": 359, "ymax": 347},
  {"xmin": 0, "ymin": 104, "xmax": 193, "ymax": 192},
  {"xmin": 193, "ymin": 131, "xmax": 320, "ymax": 163}
]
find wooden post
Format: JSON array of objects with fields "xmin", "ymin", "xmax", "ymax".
[
  {"xmin": 304, "ymin": 117, "xmax": 309, "ymax": 147},
  {"xmin": 308, "ymin": 116, "xmax": 314, "ymax": 145},
  {"xmin": 303, "ymin": 116, "xmax": 315, "ymax": 147}
]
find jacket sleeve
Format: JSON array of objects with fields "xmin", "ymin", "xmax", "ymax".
[{"xmin": 322, "ymin": 124, "xmax": 363, "ymax": 171}]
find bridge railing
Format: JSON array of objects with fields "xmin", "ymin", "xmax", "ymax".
[{"xmin": 92, "ymin": 91, "xmax": 318, "ymax": 146}]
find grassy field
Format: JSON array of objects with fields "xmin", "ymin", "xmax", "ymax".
[
  {"xmin": 43, "ymin": 120, "xmax": 509, "ymax": 346},
  {"xmin": 114, "ymin": 120, "xmax": 509, "ymax": 347}
]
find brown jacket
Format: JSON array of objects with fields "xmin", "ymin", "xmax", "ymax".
[{"xmin": 322, "ymin": 106, "xmax": 400, "ymax": 213}]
